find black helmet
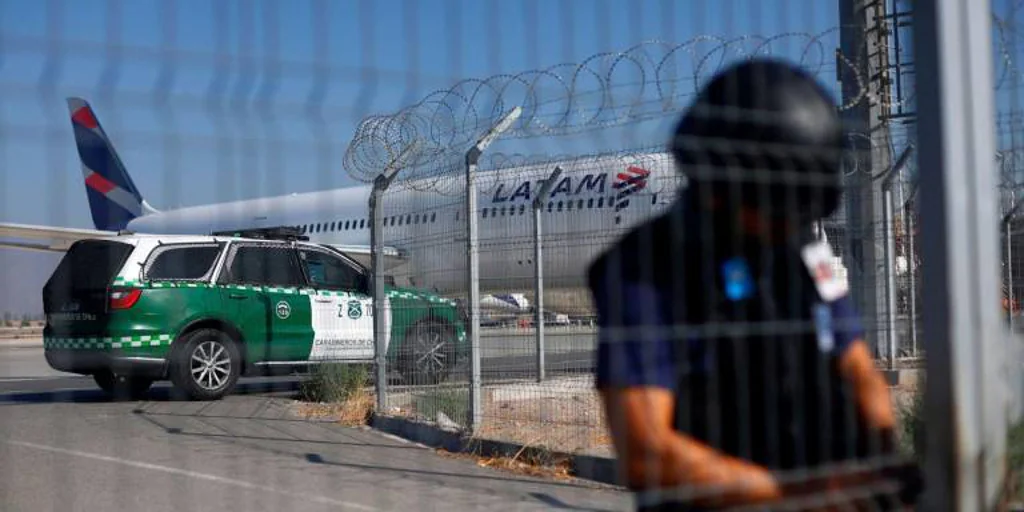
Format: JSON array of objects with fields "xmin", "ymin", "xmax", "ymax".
[{"xmin": 669, "ymin": 57, "xmax": 845, "ymax": 222}]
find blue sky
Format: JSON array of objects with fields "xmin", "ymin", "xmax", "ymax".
[
  {"xmin": 0, "ymin": 0, "xmax": 1020, "ymax": 314},
  {"xmin": 0, "ymin": 0, "xmax": 843, "ymax": 228}
]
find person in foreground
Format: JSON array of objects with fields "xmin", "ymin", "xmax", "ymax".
[{"xmin": 587, "ymin": 58, "xmax": 923, "ymax": 511}]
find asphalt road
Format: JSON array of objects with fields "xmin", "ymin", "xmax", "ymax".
[
  {"xmin": 0, "ymin": 328, "xmax": 598, "ymax": 394},
  {"xmin": 0, "ymin": 337, "xmax": 620, "ymax": 511}
]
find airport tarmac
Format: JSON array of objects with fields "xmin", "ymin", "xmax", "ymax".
[
  {"xmin": 0, "ymin": 330, "xmax": 622, "ymax": 511},
  {"xmin": 0, "ymin": 328, "xmax": 598, "ymax": 394}
]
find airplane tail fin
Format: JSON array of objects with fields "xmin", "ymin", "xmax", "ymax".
[{"xmin": 66, "ymin": 97, "xmax": 158, "ymax": 231}]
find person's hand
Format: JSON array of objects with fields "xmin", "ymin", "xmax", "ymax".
[{"xmin": 774, "ymin": 459, "xmax": 923, "ymax": 511}]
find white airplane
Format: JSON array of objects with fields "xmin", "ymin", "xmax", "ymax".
[{"xmin": 0, "ymin": 98, "xmax": 690, "ymax": 312}]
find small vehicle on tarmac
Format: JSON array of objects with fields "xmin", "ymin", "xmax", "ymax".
[{"xmin": 41, "ymin": 227, "xmax": 467, "ymax": 400}]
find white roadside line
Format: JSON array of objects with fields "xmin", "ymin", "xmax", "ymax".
[{"xmin": 5, "ymin": 439, "xmax": 378, "ymax": 511}]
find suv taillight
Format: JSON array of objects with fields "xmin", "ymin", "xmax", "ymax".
[{"xmin": 109, "ymin": 288, "xmax": 143, "ymax": 310}]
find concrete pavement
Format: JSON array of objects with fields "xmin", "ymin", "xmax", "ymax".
[
  {"xmin": 0, "ymin": 335, "xmax": 627, "ymax": 511},
  {"xmin": 0, "ymin": 392, "xmax": 628, "ymax": 511}
]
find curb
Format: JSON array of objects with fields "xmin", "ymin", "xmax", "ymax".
[{"xmin": 368, "ymin": 413, "xmax": 622, "ymax": 488}]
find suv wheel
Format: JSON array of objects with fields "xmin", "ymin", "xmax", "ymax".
[
  {"xmin": 169, "ymin": 328, "xmax": 241, "ymax": 401},
  {"xmin": 93, "ymin": 370, "xmax": 153, "ymax": 400},
  {"xmin": 399, "ymin": 318, "xmax": 456, "ymax": 384}
]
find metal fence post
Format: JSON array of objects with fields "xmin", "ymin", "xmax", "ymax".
[
  {"xmin": 903, "ymin": 184, "xmax": 919, "ymax": 355},
  {"xmin": 882, "ymin": 182, "xmax": 897, "ymax": 368},
  {"xmin": 465, "ymin": 107, "xmax": 521, "ymax": 433},
  {"xmin": 370, "ymin": 144, "xmax": 416, "ymax": 415},
  {"xmin": 532, "ymin": 166, "xmax": 562, "ymax": 383},
  {"xmin": 881, "ymin": 146, "xmax": 914, "ymax": 367},
  {"xmin": 1005, "ymin": 200, "xmax": 1023, "ymax": 329},
  {"xmin": 913, "ymin": 0, "xmax": 1006, "ymax": 508}
]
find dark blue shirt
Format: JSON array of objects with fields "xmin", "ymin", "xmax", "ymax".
[
  {"xmin": 587, "ymin": 199, "xmax": 871, "ymax": 471},
  {"xmin": 592, "ymin": 278, "xmax": 864, "ymax": 391}
]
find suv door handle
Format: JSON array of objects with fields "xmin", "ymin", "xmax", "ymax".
[{"xmin": 228, "ymin": 293, "xmax": 248, "ymax": 300}]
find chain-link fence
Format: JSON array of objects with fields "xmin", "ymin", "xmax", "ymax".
[{"xmin": 0, "ymin": 0, "xmax": 1022, "ymax": 510}]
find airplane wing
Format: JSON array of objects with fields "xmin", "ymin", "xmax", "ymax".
[
  {"xmin": 0, "ymin": 223, "xmax": 411, "ymax": 273},
  {"xmin": 328, "ymin": 244, "xmax": 408, "ymax": 272},
  {"xmin": 0, "ymin": 222, "xmax": 119, "ymax": 253}
]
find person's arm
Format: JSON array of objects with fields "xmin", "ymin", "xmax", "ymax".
[
  {"xmin": 600, "ymin": 386, "xmax": 784, "ymax": 507},
  {"xmin": 589, "ymin": 271, "xmax": 783, "ymax": 507},
  {"xmin": 838, "ymin": 338, "xmax": 897, "ymax": 445},
  {"xmin": 829, "ymin": 295, "xmax": 897, "ymax": 449}
]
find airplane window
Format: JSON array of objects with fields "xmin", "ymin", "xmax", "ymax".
[
  {"xmin": 344, "ymin": 220, "xmax": 349, "ymax": 230},
  {"xmin": 652, "ymin": 193, "xmax": 658, "ymax": 205},
  {"xmin": 330, "ymin": 222, "xmax": 336, "ymax": 231},
  {"xmin": 482, "ymin": 208, "xmax": 488, "ymax": 218},
  {"xmin": 431, "ymin": 212, "xmax": 437, "ymax": 223},
  {"xmin": 578, "ymin": 199, "xmax": 584, "ymax": 210},
  {"xmin": 567, "ymin": 201, "xmax": 573, "ymax": 212},
  {"xmin": 500, "ymin": 206, "xmax": 506, "ymax": 216},
  {"xmin": 406, "ymin": 214, "xmax": 411, "ymax": 225},
  {"xmin": 588, "ymin": 198, "xmax": 594, "ymax": 209},
  {"xmin": 490, "ymin": 208, "xmax": 496, "ymax": 218},
  {"xmin": 598, "ymin": 197, "xmax": 604, "ymax": 208},
  {"xmin": 414, "ymin": 214, "xmax": 420, "ymax": 224},
  {"xmin": 557, "ymin": 201, "xmax": 563, "ymax": 212},
  {"xmin": 360, "ymin": 219, "xmax": 365, "ymax": 229},
  {"xmin": 547, "ymin": 202, "xmax": 553, "ymax": 213},
  {"xmin": 518, "ymin": 204, "xmax": 525, "ymax": 215}
]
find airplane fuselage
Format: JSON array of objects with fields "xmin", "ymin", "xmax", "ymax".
[{"xmin": 127, "ymin": 152, "xmax": 685, "ymax": 298}]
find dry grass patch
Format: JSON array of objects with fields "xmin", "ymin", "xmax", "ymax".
[
  {"xmin": 294, "ymin": 363, "xmax": 376, "ymax": 426},
  {"xmin": 434, "ymin": 446, "xmax": 575, "ymax": 481}
]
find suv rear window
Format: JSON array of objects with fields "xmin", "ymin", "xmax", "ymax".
[
  {"xmin": 43, "ymin": 240, "xmax": 134, "ymax": 314},
  {"xmin": 144, "ymin": 244, "xmax": 223, "ymax": 281},
  {"xmin": 47, "ymin": 240, "xmax": 134, "ymax": 291}
]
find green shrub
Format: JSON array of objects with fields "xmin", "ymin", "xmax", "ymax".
[
  {"xmin": 298, "ymin": 363, "xmax": 371, "ymax": 403},
  {"xmin": 897, "ymin": 387, "xmax": 927, "ymax": 460},
  {"xmin": 895, "ymin": 384, "xmax": 1024, "ymax": 503}
]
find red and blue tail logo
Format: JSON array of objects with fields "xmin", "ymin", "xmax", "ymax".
[
  {"xmin": 67, "ymin": 97, "xmax": 152, "ymax": 231},
  {"xmin": 612, "ymin": 166, "xmax": 651, "ymax": 212}
]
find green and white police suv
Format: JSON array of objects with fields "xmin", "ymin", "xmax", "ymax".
[{"xmin": 42, "ymin": 227, "xmax": 467, "ymax": 400}]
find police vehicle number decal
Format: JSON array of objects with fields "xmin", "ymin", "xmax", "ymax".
[
  {"xmin": 308, "ymin": 294, "xmax": 390, "ymax": 361},
  {"xmin": 800, "ymin": 240, "xmax": 848, "ymax": 302}
]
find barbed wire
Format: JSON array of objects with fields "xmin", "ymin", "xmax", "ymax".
[
  {"xmin": 344, "ymin": 10, "xmax": 1024, "ymax": 197},
  {"xmin": 342, "ymin": 29, "xmax": 875, "ymax": 191}
]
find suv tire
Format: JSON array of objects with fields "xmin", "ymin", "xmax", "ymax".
[
  {"xmin": 169, "ymin": 328, "xmax": 242, "ymax": 401},
  {"xmin": 93, "ymin": 370, "xmax": 153, "ymax": 400},
  {"xmin": 398, "ymin": 318, "xmax": 457, "ymax": 385}
]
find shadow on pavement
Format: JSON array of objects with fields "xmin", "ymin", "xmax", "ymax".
[
  {"xmin": 302, "ymin": 453, "xmax": 615, "ymax": 496},
  {"xmin": 0, "ymin": 378, "xmax": 305, "ymax": 405}
]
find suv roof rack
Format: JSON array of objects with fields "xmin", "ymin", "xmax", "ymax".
[{"xmin": 211, "ymin": 226, "xmax": 309, "ymax": 242}]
